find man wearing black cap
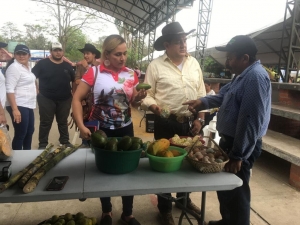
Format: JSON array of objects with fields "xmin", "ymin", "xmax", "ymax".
[
  {"xmin": 74, "ymin": 43, "xmax": 101, "ymax": 92},
  {"xmin": 32, "ymin": 42, "xmax": 75, "ymax": 149},
  {"xmin": 142, "ymin": 22, "xmax": 206, "ymax": 225},
  {"xmin": 184, "ymin": 35, "xmax": 272, "ymax": 225},
  {"xmin": 0, "ymin": 42, "xmax": 8, "ymax": 125}
]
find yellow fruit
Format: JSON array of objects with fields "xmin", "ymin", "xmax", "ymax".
[
  {"xmin": 152, "ymin": 139, "xmax": 170, "ymax": 155},
  {"xmin": 156, "ymin": 150, "xmax": 167, "ymax": 157},
  {"xmin": 156, "ymin": 150, "xmax": 174, "ymax": 157},
  {"xmin": 164, "ymin": 150, "xmax": 174, "ymax": 157},
  {"xmin": 170, "ymin": 150, "xmax": 181, "ymax": 157}
]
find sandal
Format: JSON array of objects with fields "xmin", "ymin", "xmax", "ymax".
[
  {"xmin": 100, "ymin": 214, "xmax": 112, "ymax": 225},
  {"xmin": 121, "ymin": 213, "xmax": 141, "ymax": 225}
]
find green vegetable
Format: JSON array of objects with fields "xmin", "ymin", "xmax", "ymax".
[{"xmin": 136, "ymin": 83, "xmax": 151, "ymax": 91}]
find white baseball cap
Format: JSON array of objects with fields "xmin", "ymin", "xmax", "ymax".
[{"xmin": 51, "ymin": 42, "xmax": 62, "ymax": 50}]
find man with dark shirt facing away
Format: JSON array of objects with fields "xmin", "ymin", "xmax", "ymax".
[{"xmin": 32, "ymin": 42, "xmax": 75, "ymax": 149}]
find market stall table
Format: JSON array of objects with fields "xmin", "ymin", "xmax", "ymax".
[
  {"xmin": 84, "ymin": 150, "xmax": 242, "ymax": 225},
  {"xmin": 0, "ymin": 149, "xmax": 87, "ymax": 203},
  {"xmin": 0, "ymin": 149, "xmax": 242, "ymax": 225}
]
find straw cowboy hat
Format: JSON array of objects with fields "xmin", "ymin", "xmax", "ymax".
[
  {"xmin": 78, "ymin": 43, "xmax": 101, "ymax": 59},
  {"xmin": 154, "ymin": 22, "xmax": 195, "ymax": 51}
]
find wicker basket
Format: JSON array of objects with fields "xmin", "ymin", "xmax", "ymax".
[{"xmin": 185, "ymin": 137, "xmax": 229, "ymax": 173}]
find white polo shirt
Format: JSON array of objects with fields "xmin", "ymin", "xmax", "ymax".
[{"xmin": 5, "ymin": 60, "xmax": 36, "ymax": 109}]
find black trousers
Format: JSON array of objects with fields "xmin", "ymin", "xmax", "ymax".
[
  {"xmin": 154, "ymin": 115, "xmax": 192, "ymax": 213},
  {"xmin": 217, "ymin": 134, "xmax": 262, "ymax": 225},
  {"xmin": 37, "ymin": 93, "xmax": 72, "ymax": 147},
  {"xmin": 99, "ymin": 123, "xmax": 135, "ymax": 216}
]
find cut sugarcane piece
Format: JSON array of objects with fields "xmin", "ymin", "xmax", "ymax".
[
  {"xmin": 23, "ymin": 146, "xmax": 79, "ymax": 194},
  {"xmin": 0, "ymin": 144, "xmax": 54, "ymax": 193},
  {"xmin": 18, "ymin": 147, "xmax": 64, "ymax": 188}
]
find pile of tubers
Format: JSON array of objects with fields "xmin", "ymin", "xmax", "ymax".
[{"xmin": 188, "ymin": 146, "xmax": 226, "ymax": 164}]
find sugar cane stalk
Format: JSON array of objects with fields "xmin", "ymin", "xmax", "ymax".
[
  {"xmin": 18, "ymin": 147, "xmax": 64, "ymax": 188},
  {"xmin": 0, "ymin": 144, "xmax": 54, "ymax": 193},
  {"xmin": 23, "ymin": 146, "xmax": 79, "ymax": 194}
]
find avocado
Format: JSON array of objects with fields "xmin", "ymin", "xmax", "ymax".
[
  {"xmin": 94, "ymin": 129, "xmax": 107, "ymax": 138},
  {"xmin": 136, "ymin": 83, "xmax": 151, "ymax": 91},
  {"xmin": 131, "ymin": 137, "xmax": 143, "ymax": 145},
  {"xmin": 142, "ymin": 141, "xmax": 151, "ymax": 151},
  {"xmin": 117, "ymin": 136, "xmax": 132, "ymax": 151},
  {"xmin": 105, "ymin": 139, "xmax": 118, "ymax": 151},
  {"xmin": 109, "ymin": 137, "xmax": 118, "ymax": 143},
  {"xmin": 129, "ymin": 142, "xmax": 141, "ymax": 150},
  {"xmin": 91, "ymin": 132, "xmax": 107, "ymax": 148}
]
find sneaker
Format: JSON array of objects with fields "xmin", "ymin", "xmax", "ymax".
[
  {"xmin": 175, "ymin": 201, "xmax": 201, "ymax": 215},
  {"xmin": 121, "ymin": 213, "xmax": 141, "ymax": 225},
  {"xmin": 60, "ymin": 142, "xmax": 74, "ymax": 148},
  {"xmin": 160, "ymin": 212, "xmax": 175, "ymax": 225}
]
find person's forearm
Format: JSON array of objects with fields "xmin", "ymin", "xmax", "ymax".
[
  {"xmin": 71, "ymin": 99, "xmax": 85, "ymax": 130},
  {"xmin": 6, "ymin": 93, "xmax": 18, "ymax": 110}
]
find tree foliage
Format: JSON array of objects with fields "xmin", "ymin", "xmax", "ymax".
[
  {"xmin": 36, "ymin": 0, "xmax": 105, "ymax": 52},
  {"xmin": 64, "ymin": 28, "xmax": 87, "ymax": 61},
  {"xmin": 203, "ymin": 56, "xmax": 224, "ymax": 75},
  {"xmin": 0, "ymin": 22, "xmax": 23, "ymax": 42},
  {"xmin": 23, "ymin": 24, "xmax": 49, "ymax": 50}
]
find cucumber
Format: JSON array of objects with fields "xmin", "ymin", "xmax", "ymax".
[{"xmin": 136, "ymin": 83, "xmax": 151, "ymax": 91}]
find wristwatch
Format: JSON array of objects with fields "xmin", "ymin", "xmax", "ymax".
[{"xmin": 198, "ymin": 118, "xmax": 205, "ymax": 126}]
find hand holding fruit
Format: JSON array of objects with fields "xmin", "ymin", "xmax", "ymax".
[
  {"xmin": 134, "ymin": 89, "xmax": 147, "ymax": 102},
  {"xmin": 80, "ymin": 126, "xmax": 92, "ymax": 140}
]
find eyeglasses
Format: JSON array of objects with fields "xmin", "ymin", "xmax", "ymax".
[{"xmin": 171, "ymin": 38, "xmax": 187, "ymax": 45}]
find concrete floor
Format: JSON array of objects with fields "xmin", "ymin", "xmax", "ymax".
[{"xmin": 1, "ymin": 107, "xmax": 300, "ymax": 225}]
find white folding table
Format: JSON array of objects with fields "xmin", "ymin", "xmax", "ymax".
[{"xmin": 0, "ymin": 149, "xmax": 242, "ymax": 225}]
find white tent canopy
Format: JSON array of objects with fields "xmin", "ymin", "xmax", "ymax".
[
  {"xmin": 205, "ymin": 16, "xmax": 298, "ymax": 66},
  {"xmin": 141, "ymin": 16, "xmax": 297, "ymax": 67}
]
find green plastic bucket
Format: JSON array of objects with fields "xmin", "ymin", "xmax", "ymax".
[
  {"xmin": 92, "ymin": 137, "xmax": 142, "ymax": 174},
  {"xmin": 146, "ymin": 146, "xmax": 187, "ymax": 172}
]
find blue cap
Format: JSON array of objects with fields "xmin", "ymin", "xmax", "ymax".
[
  {"xmin": 14, "ymin": 44, "xmax": 30, "ymax": 54},
  {"xmin": 0, "ymin": 42, "xmax": 7, "ymax": 48}
]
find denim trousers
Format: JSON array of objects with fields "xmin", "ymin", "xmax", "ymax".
[
  {"xmin": 154, "ymin": 115, "xmax": 192, "ymax": 213},
  {"xmin": 6, "ymin": 106, "xmax": 34, "ymax": 150},
  {"xmin": 37, "ymin": 94, "xmax": 72, "ymax": 147},
  {"xmin": 217, "ymin": 135, "xmax": 262, "ymax": 225},
  {"xmin": 98, "ymin": 123, "xmax": 135, "ymax": 216}
]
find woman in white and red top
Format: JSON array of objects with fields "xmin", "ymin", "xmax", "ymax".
[{"xmin": 72, "ymin": 35, "xmax": 146, "ymax": 225}]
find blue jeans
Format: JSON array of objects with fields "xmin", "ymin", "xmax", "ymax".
[
  {"xmin": 6, "ymin": 106, "xmax": 34, "ymax": 150},
  {"xmin": 217, "ymin": 135, "xmax": 262, "ymax": 225}
]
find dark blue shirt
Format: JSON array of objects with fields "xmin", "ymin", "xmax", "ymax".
[{"xmin": 201, "ymin": 61, "xmax": 271, "ymax": 161}]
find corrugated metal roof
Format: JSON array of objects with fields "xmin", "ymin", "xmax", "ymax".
[{"xmin": 59, "ymin": 0, "xmax": 195, "ymax": 34}]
